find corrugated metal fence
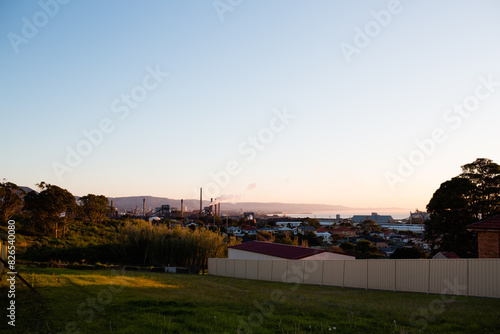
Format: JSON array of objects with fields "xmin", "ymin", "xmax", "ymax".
[{"xmin": 208, "ymin": 258, "xmax": 500, "ymax": 298}]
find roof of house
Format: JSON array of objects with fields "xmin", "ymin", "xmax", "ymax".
[
  {"xmin": 433, "ymin": 251, "xmax": 461, "ymax": 259},
  {"xmin": 229, "ymin": 240, "xmax": 325, "ymax": 260},
  {"xmin": 240, "ymin": 224, "xmax": 257, "ymax": 230},
  {"xmin": 299, "ymin": 226, "xmax": 317, "ymax": 231},
  {"xmin": 467, "ymin": 215, "xmax": 500, "ymax": 231},
  {"xmin": 316, "ymin": 227, "xmax": 329, "ymax": 233}
]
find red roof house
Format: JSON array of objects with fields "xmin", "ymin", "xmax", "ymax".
[
  {"xmin": 228, "ymin": 241, "xmax": 354, "ymax": 260},
  {"xmin": 467, "ymin": 215, "xmax": 500, "ymax": 258}
]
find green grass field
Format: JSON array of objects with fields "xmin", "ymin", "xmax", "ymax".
[{"xmin": 1, "ymin": 267, "xmax": 499, "ymax": 333}]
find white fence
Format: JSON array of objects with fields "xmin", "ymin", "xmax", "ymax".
[{"xmin": 208, "ymin": 258, "xmax": 500, "ymax": 298}]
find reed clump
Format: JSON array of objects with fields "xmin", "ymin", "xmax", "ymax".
[{"xmin": 117, "ymin": 220, "xmax": 239, "ymax": 268}]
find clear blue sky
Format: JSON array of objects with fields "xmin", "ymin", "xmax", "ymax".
[{"xmin": 1, "ymin": 0, "xmax": 499, "ymax": 211}]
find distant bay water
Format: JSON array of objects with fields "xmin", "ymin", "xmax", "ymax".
[{"xmin": 279, "ymin": 211, "xmax": 411, "ymax": 220}]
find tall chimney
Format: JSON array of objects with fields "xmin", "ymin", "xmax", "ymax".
[
  {"xmin": 143, "ymin": 198, "xmax": 146, "ymax": 218},
  {"xmin": 181, "ymin": 199, "xmax": 184, "ymax": 217},
  {"xmin": 200, "ymin": 188, "xmax": 202, "ymax": 217},
  {"xmin": 218, "ymin": 203, "xmax": 221, "ymax": 217},
  {"xmin": 210, "ymin": 198, "xmax": 213, "ymax": 215}
]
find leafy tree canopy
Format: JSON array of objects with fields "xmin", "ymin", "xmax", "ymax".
[
  {"xmin": 425, "ymin": 158, "xmax": 500, "ymax": 257},
  {"xmin": 0, "ymin": 180, "xmax": 25, "ymax": 225},
  {"xmin": 24, "ymin": 182, "xmax": 77, "ymax": 238},
  {"xmin": 79, "ymin": 194, "xmax": 110, "ymax": 224}
]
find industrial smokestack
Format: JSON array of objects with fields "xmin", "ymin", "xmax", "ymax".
[
  {"xmin": 143, "ymin": 198, "xmax": 146, "ymax": 218},
  {"xmin": 199, "ymin": 188, "xmax": 202, "ymax": 217},
  {"xmin": 218, "ymin": 203, "xmax": 221, "ymax": 217},
  {"xmin": 181, "ymin": 199, "xmax": 184, "ymax": 217},
  {"xmin": 210, "ymin": 198, "xmax": 213, "ymax": 215}
]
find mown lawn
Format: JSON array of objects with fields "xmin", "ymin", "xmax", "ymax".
[{"xmin": 0, "ymin": 267, "xmax": 499, "ymax": 333}]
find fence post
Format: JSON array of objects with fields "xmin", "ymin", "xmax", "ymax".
[
  {"xmin": 366, "ymin": 260, "xmax": 368, "ymax": 291},
  {"xmin": 342, "ymin": 260, "xmax": 345, "ymax": 288},
  {"xmin": 321, "ymin": 260, "xmax": 325, "ymax": 286},
  {"xmin": 394, "ymin": 260, "xmax": 397, "ymax": 292},
  {"xmin": 427, "ymin": 260, "xmax": 431, "ymax": 294},
  {"xmin": 285, "ymin": 260, "xmax": 289, "ymax": 283},
  {"xmin": 466, "ymin": 259, "xmax": 469, "ymax": 297}
]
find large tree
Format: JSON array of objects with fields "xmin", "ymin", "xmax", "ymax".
[
  {"xmin": 460, "ymin": 158, "xmax": 500, "ymax": 218},
  {"xmin": 0, "ymin": 181, "xmax": 25, "ymax": 225},
  {"xmin": 425, "ymin": 158, "xmax": 500, "ymax": 257},
  {"xmin": 358, "ymin": 219, "xmax": 381, "ymax": 234},
  {"xmin": 24, "ymin": 182, "xmax": 77, "ymax": 238},
  {"xmin": 79, "ymin": 194, "xmax": 110, "ymax": 224}
]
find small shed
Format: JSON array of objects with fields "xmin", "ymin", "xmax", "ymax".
[{"xmin": 432, "ymin": 251, "xmax": 460, "ymax": 259}]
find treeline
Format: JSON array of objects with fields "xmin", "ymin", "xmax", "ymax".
[
  {"xmin": 0, "ymin": 181, "xmax": 235, "ymax": 268},
  {"xmin": 0, "ymin": 181, "xmax": 111, "ymax": 238}
]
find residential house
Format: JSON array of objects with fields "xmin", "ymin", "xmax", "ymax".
[
  {"xmin": 315, "ymin": 227, "xmax": 332, "ymax": 242},
  {"xmin": 298, "ymin": 225, "xmax": 317, "ymax": 235},
  {"xmin": 467, "ymin": 215, "xmax": 500, "ymax": 258},
  {"xmin": 331, "ymin": 227, "xmax": 358, "ymax": 238},
  {"xmin": 228, "ymin": 241, "xmax": 355, "ymax": 260},
  {"xmin": 240, "ymin": 225, "xmax": 258, "ymax": 236}
]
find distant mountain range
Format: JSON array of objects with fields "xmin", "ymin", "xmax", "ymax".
[
  {"xmin": 20, "ymin": 186, "xmax": 408, "ymax": 216},
  {"xmin": 106, "ymin": 195, "xmax": 408, "ymax": 215}
]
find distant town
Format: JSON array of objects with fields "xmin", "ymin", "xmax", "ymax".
[{"xmin": 112, "ymin": 192, "xmax": 431, "ymax": 259}]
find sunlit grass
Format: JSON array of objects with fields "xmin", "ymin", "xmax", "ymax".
[
  {"xmin": 23, "ymin": 270, "xmax": 179, "ymax": 289},
  {"xmin": 1, "ymin": 267, "xmax": 499, "ymax": 333}
]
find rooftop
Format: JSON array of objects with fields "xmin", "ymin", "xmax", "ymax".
[
  {"xmin": 467, "ymin": 215, "xmax": 500, "ymax": 231},
  {"xmin": 433, "ymin": 251, "xmax": 461, "ymax": 259},
  {"xmin": 229, "ymin": 241, "xmax": 325, "ymax": 260}
]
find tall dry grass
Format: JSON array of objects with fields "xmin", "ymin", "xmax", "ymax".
[{"xmin": 117, "ymin": 220, "xmax": 239, "ymax": 269}]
